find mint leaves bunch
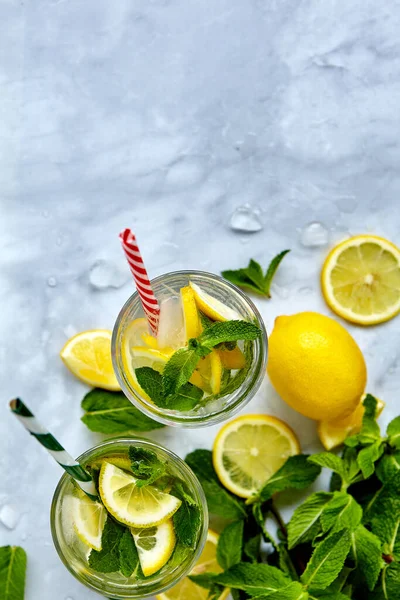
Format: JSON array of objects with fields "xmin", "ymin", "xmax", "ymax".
[
  {"xmin": 186, "ymin": 396, "xmax": 400, "ymax": 599},
  {"xmin": 222, "ymin": 251, "xmax": 290, "ymax": 298},
  {"xmin": 135, "ymin": 320, "xmax": 261, "ymax": 411}
]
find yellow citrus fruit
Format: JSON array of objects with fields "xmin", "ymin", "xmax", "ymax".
[
  {"xmin": 60, "ymin": 330, "xmax": 120, "ymax": 391},
  {"xmin": 156, "ymin": 529, "xmax": 230, "ymax": 600},
  {"xmin": 190, "ymin": 282, "xmax": 240, "ymax": 321},
  {"xmin": 213, "ymin": 414, "xmax": 300, "ymax": 498},
  {"xmin": 318, "ymin": 395, "xmax": 385, "ymax": 450},
  {"xmin": 99, "ymin": 463, "xmax": 181, "ymax": 528},
  {"xmin": 267, "ymin": 312, "xmax": 367, "ymax": 421},
  {"xmin": 321, "ymin": 235, "xmax": 400, "ymax": 325},
  {"xmin": 181, "ymin": 286, "xmax": 202, "ymax": 340},
  {"xmin": 72, "ymin": 493, "xmax": 107, "ymax": 551},
  {"xmin": 218, "ymin": 346, "xmax": 246, "ymax": 369},
  {"xmin": 131, "ymin": 520, "xmax": 176, "ymax": 577}
]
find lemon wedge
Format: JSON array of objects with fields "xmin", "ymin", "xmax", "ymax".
[
  {"xmin": 156, "ymin": 529, "xmax": 230, "ymax": 600},
  {"xmin": 189, "ymin": 282, "xmax": 240, "ymax": 322},
  {"xmin": 72, "ymin": 494, "xmax": 107, "ymax": 551},
  {"xmin": 60, "ymin": 330, "xmax": 120, "ymax": 390},
  {"xmin": 181, "ymin": 286, "xmax": 202, "ymax": 340},
  {"xmin": 321, "ymin": 235, "xmax": 400, "ymax": 325},
  {"xmin": 213, "ymin": 414, "xmax": 300, "ymax": 498},
  {"xmin": 130, "ymin": 347, "xmax": 173, "ymax": 372},
  {"xmin": 218, "ymin": 346, "xmax": 246, "ymax": 369},
  {"xmin": 99, "ymin": 462, "xmax": 181, "ymax": 528},
  {"xmin": 131, "ymin": 520, "xmax": 176, "ymax": 576}
]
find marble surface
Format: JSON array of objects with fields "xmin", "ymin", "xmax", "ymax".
[{"xmin": 2, "ymin": 0, "xmax": 400, "ymax": 598}]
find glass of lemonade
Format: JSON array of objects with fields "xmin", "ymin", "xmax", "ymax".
[
  {"xmin": 112, "ymin": 271, "xmax": 268, "ymax": 427},
  {"xmin": 51, "ymin": 438, "xmax": 208, "ymax": 599}
]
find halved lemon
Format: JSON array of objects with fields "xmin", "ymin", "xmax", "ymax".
[
  {"xmin": 213, "ymin": 414, "xmax": 300, "ymax": 498},
  {"xmin": 218, "ymin": 346, "xmax": 246, "ymax": 370},
  {"xmin": 181, "ymin": 286, "xmax": 202, "ymax": 340},
  {"xmin": 318, "ymin": 395, "xmax": 385, "ymax": 450},
  {"xmin": 156, "ymin": 529, "xmax": 229, "ymax": 600},
  {"xmin": 321, "ymin": 235, "xmax": 400, "ymax": 325},
  {"xmin": 60, "ymin": 330, "xmax": 120, "ymax": 390},
  {"xmin": 190, "ymin": 282, "xmax": 241, "ymax": 322},
  {"xmin": 99, "ymin": 462, "xmax": 181, "ymax": 528},
  {"xmin": 131, "ymin": 519, "xmax": 176, "ymax": 576},
  {"xmin": 72, "ymin": 494, "xmax": 107, "ymax": 551}
]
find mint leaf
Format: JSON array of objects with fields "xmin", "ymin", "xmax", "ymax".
[
  {"xmin": 288, "ymin": 492, "xmax": 333, "ymax": 549},
  {"xmin": 198, "ymin": 310, "xmax": 214, "ymax": 329},
  {"xmin": 163, "ymin": 347, "xmax": 206, "ymax": 397},
  {"xmin": 0, "ymin": 546, "xmax": 27, "ymax": 600},
  {"xmin": 376, "ymin": 452, "xmax": 400, "ymax": 483},
  {"xmin": 253, "ymin": 502, "xmax": 278, "ymax": 549},
  {"xmin": 185, "ymin": 450, "xmax": 246, "ymax": 520},
  {"xmin": 250, "ymin": 455, "xmax": 321, "ymax": 504},
  {"xmin": 277, "ymin": 543, "xmax": 299, "ymax": 581},
  {"xmin": 300, "ymin": 529, "xmax": 351, "ymax": 591},
  {"xmin": 118, "ymin": 529, "xmax": 142, "ymax": 578},
  {"xmin": 263, "ymin": 250, "xmax": 291, "ymax": 297},
  {"xmin": 128, "ymin": 446, "xmax": 165, "ymax": 487},
  {"xmin": 172, "ymin": 381, "xmax": 204, "ymax": 410},
  {"xmin": 221, "ymin": 268, "xmax": 264, "ymax": 295},
  {"xmin": 171, "ymin": 481, "xmax": 201, "ymax": 548},
  {"xmin": 89, "ymin": 517, "xmax": 125, "ymax": 573},
  {"xmin": 244, "ymin": 534, "xmax": 261, "ymax": 563},
  {"xmin": 198, "ymin": 320, "xmax": 261, "ymax": 349},
  {"xmin": 217, "ymin": 520, "xmax": 244, "ymax": 569},
  {"xmin": 81, "ymin": 388, "xmax": 164, "ymax": 433},
  {"xmin": 252, "ymin": 581, "xmax": 308, "ymax": 600},
  {"xmin": 209, "ymin": 340, "xmax": 253, "ymax": 401},
  {"xmin": 246, "ymin": 259, "xmax": 266, "ymax": 288},
  {"xmin": 320, "ymin": 492, "xmax": 362, "ymax": 534},
  {"xmin": 134, "ymin": 367, "xmax": 165, "ymax": 407},
  {"xmin": 379, "ymin": 563, "xmax": 400, "ymax": 599},
  {"xmin": 308, "ymin": 453, "xmax": 347, "ymax": 480},
  {"xmin": 350, "ymin": 524, "xmax": 382, "ymax": 591},
  {"xmin": 357, "ymin": 440, "xmax": 384, "ymax": 479},
  {"xmin": 387, "ymin": 416, "xmax": 400, "ymax": 449},
  {"xmin": 345, "ymin": 394, "xmax": 380, "ymax": 447},
  {"xmin": 191, "ymin": 563, "xmax": 290, "ymax": 596},
  {"xmin": 366, "ymin": 473, "xmax": 400, "ymax": 559}
]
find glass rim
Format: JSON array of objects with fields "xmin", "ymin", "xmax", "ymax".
[
  {"xmin": 111, "ymin": 270, "xmax": 268, "ymax": 427},
  {"xmin": 50, "ymin": 437, "xmax": 209, "ymax": 598}
]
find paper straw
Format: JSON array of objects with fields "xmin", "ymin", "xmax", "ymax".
[
  {"xmin": 10, "ymin": 398, "xmax": 98, "ymax": 501},
  {"xmin": 119, "ymin": 228, "xmax": 160, "ymax": 335}
]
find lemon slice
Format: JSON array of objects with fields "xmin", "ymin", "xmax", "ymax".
[
  {"xmin": 318, "ymin": 395, "xmax": 385, "ymax": 450},
  {"xmin": 72, "ymin": 494, "xmax": 107, "ymax": 551},
  {"xmin": 89, "ymin": 455, "xmax": 132, "ymax": 472},
  {"xmin": 181, "ymin": 286, "xmax": 202, "ymax": 340},
  {"xmin": 209, "ymin": 351, "xmax": 222, "ymax": 394},
  {"xmin": 130, "ymin": 347, "xmax": 173, "ymax": 372},
  {"xmin": 156, "ymin": 529, "xmax": 229, "ymax": 600},
  {"xmin": 218, "ymin": 346, "xmax": 246, "ymax": 370},
  {"xmin": 124, "ymin": 318, "xmax": 158, "ymax": 349},
  {"xmin": 131, "ymin": 520, "xmax": 176, "ymax": 576},
  {"xmin": 321, "ymin": 235, "xmax": 400, "ymax": 325},
  {"xmin": 99, "ymin": 462, "xmax": 181, "ymax": 528},
  {"xmin": 192, "ymin": 351, "xmax": 222, "ymax": 393},
  {"xmin": 60, "ymin": 330, "xmax": 120, "ymax": 390},
  {"xmin": 189, "ymin": 282, "xmax": 241, "ymax": 322},
  {"xmin": 213, "ymin": 414, "xmax": 300, "ymax": 498}
]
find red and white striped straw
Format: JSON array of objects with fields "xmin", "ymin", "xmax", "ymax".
[{"xmin": 119, "ymin": 229, "xmax": 160, "ymax": 335}]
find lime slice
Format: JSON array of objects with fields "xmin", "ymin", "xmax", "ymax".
[
  {"xmin": 189, "ymin": 282, "xmax": 240, "ymax": 322},
  {"xmin": 99, "ymin": 462, "xmax": 181, "ymax": 528},
  {"xmin": 72, "ymin": 494, "xmax": 107, "ymax": 551},
  {"xmin": 131, "ymin": 519, "xmax": 176, "ymax": 576}
]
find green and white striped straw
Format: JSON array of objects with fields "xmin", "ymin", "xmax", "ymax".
[{"xmin": 10, "ymin": 398, "xmax": 98, "ymax": 501}]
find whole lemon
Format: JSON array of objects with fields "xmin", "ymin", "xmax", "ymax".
[{"xmin": 267, "ymin": 312, "xmax": 367, "ymax": 421}]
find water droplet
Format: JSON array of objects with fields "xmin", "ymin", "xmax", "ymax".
[
  {"xmin": 229, "ymin": 204, "xmax": 263, "ymax": 233},
  {"xmin": 47, "ymin": 276, "xmax": 57, "ymax": 287},
  {"xmin": 298, "ymin": 286, "xmax": 312, "ymax": 295},
  {"xmin": 0, "ymin": 505, "xmax": 20, "ymax": 530},
  {"xmin": 56, "ymin": 235, "xmax": 64, "ymax": 246},
  {"xmin": 89, "ymin": 260, "xmax": 129, "ymax": 290},
  {"xmin": 335, "ymin": 196, "xmax": 358, "ymax": 214},
  {"xmin": 20, "ymin": 532, "xmax": 27, "ymax": 541},
  {"xmin": 300, "ymin": 222, "xmax": 329, "ymax": 247},
  {"xmin": 42, "ymin": 209, "xmax": 50, "ymax": 218}
]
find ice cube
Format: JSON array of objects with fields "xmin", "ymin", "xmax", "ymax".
[
  {"xmin": 89, "ymin": 260, "xmax": 129, "ymax": 290},
  {"xmin": 229, "ymin": 204, "xmax": 263, "ymax": 233},
  {"xmin": 0, "ymin": 505, "xmax": 20, "ymax": 530},
  {"xmin": 157, "ymin": 297, "xmax": 185, "ymax": 349},
  {"xmin": 300, "ymin": 222, "xmax": 329, "ymax": 247},
  {"xmin": 47, "ymin": 276, "xmax": 57, "ymax": 287}
]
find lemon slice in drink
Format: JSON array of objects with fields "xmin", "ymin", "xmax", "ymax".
[
  {"xmin": 124, "ymin": 318, "xmax": 158, "ymax": 349},
  {"xmin": 190, "ymin": 282, "xmax": 241, "ymax": 322},
  {"xmin": 130, "ymin": 347, "xmax": 173, "ymax": 372},
  {"xmin": 213, "ymin": 414, "xmax": 300, "ymax": 498},
  {"xmin": 181, "ymin": 286, "xmax": 202, "ymax": 340},
  {"xmin": 318, "ymin": 395, "xmax": 385, "ymax": 450},
  {"xmin": 321, "ymin": 235, "xmax": 400, "ymax": 325},
  {"xmin": 60, "ymin": 330, "xmax": 120, "ymax": 390},
  {"xmin": 131, "ymin": 520, "xmax": 176, "ymax": 576},
  {"xmin": 156, "ymin": 529, "xmax": 229, "ymax": 600},
  {"xmin": 89, "ymin": 455, "xmax": 133, "ymax": 472},
  {"xmin": 218, "ymin": 346, "xmax": 246, "ymax": 369},
  {"xmin": 193, "ymin": 351, "xmax": 222, "ymax": 393},
  {"xmin": 99, "ymin": 463, "xmax": 181, "ymax": 528},
  {"xmin": 72, "ymin": 494, "xmax": 107, "ymax": 551}
]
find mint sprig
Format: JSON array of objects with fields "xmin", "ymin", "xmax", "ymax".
[
  {"xmin": 128, "ymin": 446, "xmax": 166, "ymax": 487},
  {"xmin": 222, "ymin": 250, "xmax": 290, "ymax": 298},
  {"xmin": 0, "ymin": 546, "xmax": 27, "ymax": 600}
]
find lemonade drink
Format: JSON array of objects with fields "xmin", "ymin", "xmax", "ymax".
[
  {"xmin": 51, "ymin": 438, "xmax": 208, "ymax": 599},
  {"xmin": 112, "ymin": 271, "xmax": 267, "ymax": 427}
]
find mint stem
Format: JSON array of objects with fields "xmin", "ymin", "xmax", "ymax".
[{"xmin": 270, "ymin": 501, "xmax": 287, "ymax": 538}]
